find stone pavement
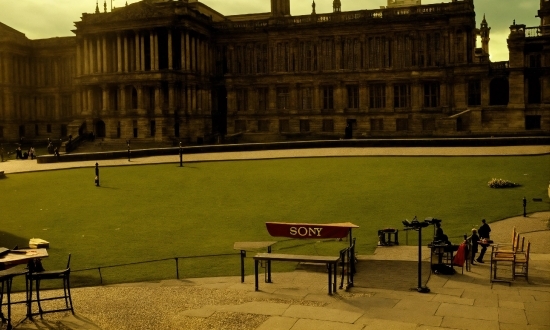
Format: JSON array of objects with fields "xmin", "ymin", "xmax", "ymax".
[{"xmin": 1, "ymin": 146, "xmax": 549, "ymax": 329}]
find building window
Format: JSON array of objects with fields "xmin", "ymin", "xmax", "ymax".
[
  {"xmin": 468, "ymin": 80, "xmax": 481, "ymax": 106},
  {"xmin": 117, "ymin": 121, "xmax": 121, "ymax": 138},
  {"xmin": 424, "ymin": 82, "xmax": 440, "ymax": 108},
  {"xmin": 277, "ymin": 87, "xmax": 290, "ymax": 110},
  {"xmin": 300, "ymin": 120, "xmax": 310, "ymax": 132},
  {"xmin": 525, "ymin": 115, "xmax": 541, "ymax": 130},
  {"xmin": 257, "ymin": 88, "xmax": 268, "ymax": 112},
  {"xmin": 369, "ymin": 84, "xmax": 386, "ymax": 109},
  {"xmin": 393, "ymin": 84, "xmax": 410, "ymax": 108},
  {"xmin": 300, "ymin": 87, "xmax": 312, "ymax": 110},
  {"xmin": 47, "ymin": 124, "xmax": 51, "ymax": 133},
  {"xmin": 322, "ymin": 86, "xmax": 334, "ymax": 110},
  {"xmin": 347, "ymin": 85, "xmax": 359, "ymax": 109},
  {"xmin": 235, "ymin": 120, "xmax": 247, "ymax": 132},
  {"xmin": 396, "ymin": 118, "xmax": 409, "ymax": 131},
  {"xmin": 35, "ymin": 124, "xmax": 39, "ymax": 136},
  {"xmin": 236, "ymin": 88, "xmax": 248, "ymax": 111},
  {"xmin": 279, "ymin": 119, "xmax": 290, "ymax": 132},
  {"xmin": 370, "ymin": 118, "xmax": 384, "ymax": 131},
  {"xmin": 529, "ymin": 54, "xmax": 541, "ymax": 68},
  {"xmin": 490, "ymin": 78, "xmax": 509, "ymax": 105},
  {"xmin": 150, "ymin": 120, "xmax": 156, "ymax": 137},
  {"xmin": 322, "ymin": 119, "xmax": 334, "ymax": 132},
  {"xmin": 0, "ymin": 126, "xmax": 3, "ymax": 138},
  {"xmin": 133, "ymin": 120, "xmax": 138, "ymax": 138},
  {"xmin": 422, "ymin": 118, "xmax": 436, "ymax": 131},
  {"xmin": 258, "ymin": 120, "xmax": 270, "ymax": 132},
  {"xmin": 528, "ymin": 78, "xmax": 541, "ymax": 104}
]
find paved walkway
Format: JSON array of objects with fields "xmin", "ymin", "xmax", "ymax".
[{"xmin": 1, "ymin": 146, "xmax": 549, "ymax": 330}]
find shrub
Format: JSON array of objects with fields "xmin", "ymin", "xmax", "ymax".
[{"xmin": 488, "ymin": 178, "xmax": 519, "ymax": 188}]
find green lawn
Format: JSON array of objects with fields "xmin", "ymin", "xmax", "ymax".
[{"xmin": 1, "ymin": 155, "xmax": 549, "ymax": 288}]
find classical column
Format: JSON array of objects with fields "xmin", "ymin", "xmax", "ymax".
[
  {"xmin": 135, "ymin": 31, "xmax": 141, "ymax": 71},
  {"xmin": 83, "ymin": 39, "xmax": 89, "ymax": 74},
  {"xmin": 124, "ymin": 35, "xmax": 129, "ymax": 72},
  {"xmin": 76, "ymin": 44, "xmax": 82, "ymax": 76},
  {"xmin": 180, "ymin": 31, "xmax": 185, "ymax": 70},
  {"xmin": 185, "ymin": 32, "xmax": 190, "ymax": 70},
  {"xmin": 150, "ymin": 32, "xmax": 155, "ymax": 70},
  {"xmin": 154, "ymin": 84, "xmax": 162, "ymax": 115},
  {"xmin": 117, "ymin": 33, "xmax": 122, "ymax": 73},
  {"xmin": 87, "ymin": 88, "xmax": 94, "ymax": 115},
  {"xmin": 102, "ymin": 37, "xmax": 108, "ymax": 73},
  {"xmin": 140, "ymin": 33, "xmax": 146, "ymax": 71},
  {"xmin": 96, "ymin": 38, "xmax": 102, "ymax": 73},
  {"xmin": 119, "ymin": 85, "xmax": 127, "ymax": 114},
  {"xmin": 102, "ymin": 86, "xmax": 109, "ymax": 114},
  {"xmin": 169, "ymin": 83, "xmax": 176, "ymax": 111},
  {"xmin": 168, "ymin": 29, "xmax": 173, "ymax": 70},
  {"xmin": 137, "ymin": 85, "xmax": 143, "ymax": 110},
  {"xmin": 154, "ymin": 32, "xmax": 159, "ymax": 70},
  {"xmin": 191, "ymin": 85, "xmax": 197, "ymax": 113}
]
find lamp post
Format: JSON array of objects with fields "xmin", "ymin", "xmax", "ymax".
[
  {"xmin": 523, "ymin": 197, "xmax": 527, "ymax": 217},
  {"xmin": 95, "ymin": 163, "xmax": 100, "ymax": 186},
  {"xmin": 402, "ymin": 216, "xmax": 430, "ymax": 293},
  {"xmin": 179, "ymin": 142, "xmax": 183, "ymax": 167},
  {"xmin": 126, "ymin": 140, "xmax": 131, "ymax": 162}
]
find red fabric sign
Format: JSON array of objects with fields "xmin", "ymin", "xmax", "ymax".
[{"xmin": 266, "ymin": 222, "xmax": 359, "ymax": 239}]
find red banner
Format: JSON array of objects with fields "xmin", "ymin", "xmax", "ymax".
[{"xmin": 266, "ymin": 222, "xmax": 359, "ymax": 239}]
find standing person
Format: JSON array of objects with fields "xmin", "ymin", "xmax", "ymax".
[
  {"xmin": 468, "ymin": 228, "xmax": 480, "ymax": 265},
  {"xmin": 476, "ymin": 219, "xmax": 491, "ymax": 263},
  {"xmin": 16, "ymin": 146, "xmax": 23, "ymax": 159},
  {"xmin": 29, "ymin": 146, "xmax": 35, "ymax": 160}
]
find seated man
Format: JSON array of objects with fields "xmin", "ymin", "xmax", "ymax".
[{"xmin": 434, "ymin": 222, "xmax": 451, "ymax": 245}]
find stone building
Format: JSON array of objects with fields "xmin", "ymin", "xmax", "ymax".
[{"xmin": 0, "ymin": 0, "xmax": 548, "ymax": 145}]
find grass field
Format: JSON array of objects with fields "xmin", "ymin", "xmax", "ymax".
[{"xmin": 1, "ymin": 155, "xmax": 549, "ymax": 288}]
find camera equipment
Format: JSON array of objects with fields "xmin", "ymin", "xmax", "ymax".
[{"xmin": 401, "ymin": 216, "xmax": 430, "ymax": 293}]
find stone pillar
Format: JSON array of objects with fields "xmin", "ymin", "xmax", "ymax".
[
  {"xmin": 359, "ymin": 83, "xmax": 368, "ymax": 111},
  {"xmin": 411, "ymin": 80, "xmax": 422, "ymax": 111},
  {"xmin": 185, "ymin": 32, "xmax": 191, "ymax": 70},
  {"xmin": 102, "ymin": 86, "xmax": 109, "ymax": 114},
  {"xmin": 154, "ymin": 32, "xmax": 159, "ymax": 70},
  {"xmin": 169, "ymin": 83, "xmax": 176, "ymax": 111},
  {"xmin": 190, "ymin": 36, "xmax": 195, "ymax": 71},
  {"xmin": 135, "ymin": 32, "xmax": 141, "ymax": 71},
  {"xmin": 335, "ymin": 36, "xmax": 342, "ymax": 70},
  {"xmin": 140, "ymin": 34, "xmax": 146, "ymax": 71},
  {"xmin": 96, "ymin": 38, "xmax": 102, "ymax": 74},
  {"xmin": 150, "ymin": 32, "xmax": 155, "ymax": 70},
  {"xmin": 155, "ymin": 84, "xmax": 162, "ymax": 115},
  {"xmin": 87, "ymin": 88, "xmax": 94, "ymax": 115},
  {"xmin": 191, "ymin": 85, "xmax": 197, "ymax": 113},
  {"xmin": 137, "ymin": 85, "xmax": 144, "ymax": 110},
  {"xmin": 180, "ymin": 31, "xmax": 185, "ymax": 70},
  {"xmin": 76, "ymin": 43, "xmax": 82, "ymax": 76},
  {"xmin": 119, "ymin": 85, "xmax": 127, "ymax": 114},
  {"xmin": 168, "ymin": 30, "xmax": 173, "ymax": 70},
  {"xmin": 102, "ymin": 37, "xmax": 108, "ymax": 73},
  {"xmin": 117, "ymin": 34, "xmax": 122, "ymax": 73},
  {"xmin": 124, "ymin": 35, "xmax": 129, "ymax": 72},
  {"xmin": 83, "ymin": 39, "xmax": 89, "ymax": 74}
]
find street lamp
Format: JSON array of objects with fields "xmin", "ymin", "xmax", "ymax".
[{"xmin": 402, "ymin": 216, "xmax": 430, "ymax": 293}]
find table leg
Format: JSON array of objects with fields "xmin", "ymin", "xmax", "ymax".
[
  {"xmin": 6, "ymin": 277, "xmax": 12, "ymax": 330},
  {"xmin": 240, "ymin": 250, "xmax": 246, "ymax": 283},
  {"xmin": 267, "ymin": 246, "xmax": 272, "ymax": 283},
  {"xmin": 332, "ymin": 263, "xmax": 337, "ymax": 293},
  {"xmin": 254, "ymin": 260, "xmax": 259, "ymax": 291}
]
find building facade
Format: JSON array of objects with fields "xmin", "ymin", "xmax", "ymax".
[{"xmin": 0, "ymin": 0, "xmax": 548, "ymax": 145}]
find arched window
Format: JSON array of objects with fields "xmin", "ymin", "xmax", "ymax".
[
  {"xmin": 95, "ymin": 120, "xmax": 106, "ymax": 138},
  {"xmin": 489, "ymin": 78, "xmax": 509, "ymax": 105}
]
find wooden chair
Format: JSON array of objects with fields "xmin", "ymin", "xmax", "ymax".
[
  {"xmin": 490, "ymin": 245, "xmax": 515, "ymax": 283},
  {"xmin": 27, "ymin": 254, "xmax": 74, "ymax": 317},
  {"xmin": 513, "ymin": 241, "xmax": 530, "ymax": 281},
  {"xmin": 493, "ymin": 232, "xmax": 522, "ymax": 255}
]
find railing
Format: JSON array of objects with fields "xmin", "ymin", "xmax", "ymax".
[
  {"xmin": 214, "ymin": 1, "xmax": 473, "ymax": 30},
  {"xmin": 71, "ymin": 253, "xmax": 238, "ymax": 286},
  {"xmin": 490, "ymin": 61, "xmax": 509, "ymax": 70},
  {"xmin": 525, "ymin": 27, "xmax": 541, "ymax": 38}
]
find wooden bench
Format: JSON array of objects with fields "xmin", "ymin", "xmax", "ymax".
[{"xmin": 253, "ymin": 253, "xmax": 340, "ymax": 295}]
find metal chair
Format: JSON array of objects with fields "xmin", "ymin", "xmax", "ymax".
[{"xmin": 27, "ymin": 254, "xmax": 74, "ymax": 317}]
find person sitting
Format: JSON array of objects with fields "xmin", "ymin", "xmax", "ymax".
[{"xmin": 434, "ymin": 222, "xmax": 451, "ymax": 245}]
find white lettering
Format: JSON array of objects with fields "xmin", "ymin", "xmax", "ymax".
[{"xmin": 290, "ymin": 227, "xmax": 297, "ymax": 236}]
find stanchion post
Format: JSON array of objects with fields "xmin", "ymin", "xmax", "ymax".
[
  {"xmin": 126, "ymin": 140, "xmax": 131, "ymax": 162},
  {"xmin": 179, "ymin": 142, "xmax": 183, "ymax": 167},
  {"xmin": 95, "ymin": 163, "xmax": 100, "ymax": 186},
  {"xmin": 523, "ymin": 197, "xmax": 527, "ymax": 217}
]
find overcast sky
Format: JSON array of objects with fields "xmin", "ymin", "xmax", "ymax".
[{"xmin": 0, "ymin": 0, "xmax": 540, "ymax": 61}]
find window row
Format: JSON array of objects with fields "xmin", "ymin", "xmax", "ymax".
[{"xmin": 233, "ymin": 83, "xmax": 441, "ymax": 111}]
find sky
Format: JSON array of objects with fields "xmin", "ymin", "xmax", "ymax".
[{"xmin": 0, "ymin": 0, "xmax": 540, "ymax": 62}]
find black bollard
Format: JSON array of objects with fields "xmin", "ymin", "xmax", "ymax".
[
  {"xmin": 126, "ymin": 140, "xmax": 131, "ymax": 162},
  {"xmin": 523, "ymin": 197, "xmax": 527, "ymax": 217},
  {"xmin": 95, "ymin": 162, "xmax": 100, "ymax": 187},
  {"xmin": 179, "ymin": 142, "xmax": 183, "ymax": 167}
]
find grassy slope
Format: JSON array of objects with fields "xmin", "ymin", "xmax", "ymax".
[{"xmin": 1, "ymin": 155, "xmax": 548, "ymax": 286}]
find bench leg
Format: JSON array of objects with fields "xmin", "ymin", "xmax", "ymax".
[
  {"xmin": 333, "ymin": 263, "xmax": 337, "ymax": 293},
  {"xmin": 240, "ymin": 250, "xmax": 246, "ymax": 283},
  {"xmin": 254, "ymin": 260, "xmax": 259, "ymax": 291},
  {"xmin": 327, "ymin": 264, "xmax": 332, "ymax": 295}
]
